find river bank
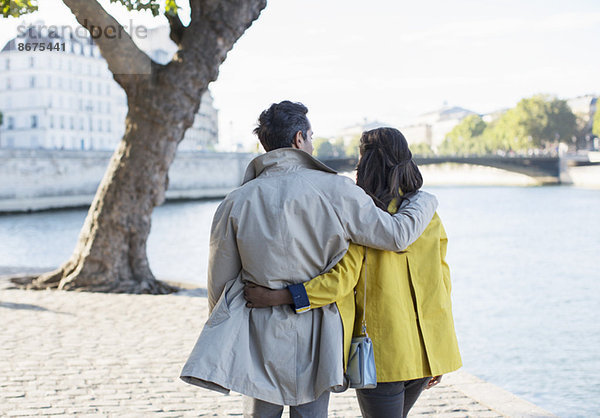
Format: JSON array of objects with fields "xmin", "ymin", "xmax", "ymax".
[
  {"xmin": 2, "ymin": 151, "xmax": 600, "ymax": 213},
  {"xmin": 0, "ymin": 278, "xmax": 554, "ymax": 417},
  {"xmin": 1, "ymin": 186, "xmax": 598, "ymax": 416}
]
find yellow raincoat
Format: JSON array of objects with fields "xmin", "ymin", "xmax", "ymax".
[{"xmin": 302, "ymin": 206, "xmax": 462, "ymax": 382}]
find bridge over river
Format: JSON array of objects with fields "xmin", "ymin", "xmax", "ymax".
[{"xmin": 322, "ymin": 154, "xmax": 599, "ymax": 185}]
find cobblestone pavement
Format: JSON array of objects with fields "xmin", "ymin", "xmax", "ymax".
[{"xmin": 0, "ymin": 284, "xmax": 533, "ymax": 417}]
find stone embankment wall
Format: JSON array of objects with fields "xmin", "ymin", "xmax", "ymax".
[{"xmin": 0, "ymin": 149, "xmax": 256, "ymax": 212}]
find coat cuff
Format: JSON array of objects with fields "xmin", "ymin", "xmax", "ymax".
[{"xmin": 287, "ymin": 283, "xmax": 311, "ymax": 313}]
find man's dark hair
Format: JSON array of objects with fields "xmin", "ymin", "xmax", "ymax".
[
  {"xmin": 253, "ymin": 101, "xmax": 310, "ymax": 152},
  {"xmin": 356, "ymin": 127, "xmax": 423, "ymax": 211}
]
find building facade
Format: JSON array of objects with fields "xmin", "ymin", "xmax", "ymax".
[
  {"xmin": 0, "ymin": 22, "xmax": 218, "ymax": 151},
  {"xmin": 400, "ymin": 105, "xmax": 477, "ymax": 150}
]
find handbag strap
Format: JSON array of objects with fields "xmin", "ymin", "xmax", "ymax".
[{"xmin": 360, "ymin": 248, "xmax": 368, "ymax": 336}]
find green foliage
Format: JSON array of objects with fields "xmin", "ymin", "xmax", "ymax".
[
  {"xmin": 1, "ymin": 1, "xmax": 179, "ymax": 18},
  {"xmin": 1, "ymin": 0, "xmax": 38, "ymax": 17},
  {"xmin": 313, "ymin": 138, "xmax": 334, "ymax": 158},
  {"xmin": 410, "ymin": 142, "xmax": 434, "ymax": 156},
  {"xmin": 506, "ymin": 95, "xmax": 576, "ymax": 147},
  {"xmin": 439, "ymin": 95, "xmax": 577, "ymax": 155},
  {"xmin": 482, "ymin": 108, "xmax": 532, "ymax": 152},
  {"xmin": 109, "ymin": 0, "xmax": 162, "ymax": 17},
  {"xmin": 165, "ymin": 0, "xmax": 180, "ymax": 16},
  {"xmin": 593, "ymin": 105, "xmax": 600, "ymax": 138},
  {"xmin": 344, "ymin": 135, "xmax": 361, "ymax": 158},
  {"xmin": 439, "ymin": 115, "xmax": 487, "ymax": 155},
  {"xmin": 332, "ymin": 137, "xmax": 346, "ymax": 157},
  {"xmin": 314, "ymin": 137, "xmax": 349, "ymax": 158}
]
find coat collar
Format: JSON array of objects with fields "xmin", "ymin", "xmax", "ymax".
[{"xmin": 242, "ymin": 148, "xmax": 337, "ymax": 184}]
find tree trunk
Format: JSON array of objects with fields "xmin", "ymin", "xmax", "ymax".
[
  {"xmin": 31, "ymin": 81, "xmax": 202, "ymax": 293},
  {"xmin": 24, "ymin": 0, "xmax": 267, "ymax": 294}
]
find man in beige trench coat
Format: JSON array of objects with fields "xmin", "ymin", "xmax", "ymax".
[{"xmin": 181, "ymin": 101, "xmax": 438, "ymax": 417}]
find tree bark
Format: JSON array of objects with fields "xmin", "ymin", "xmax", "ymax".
[{"xmin": 28, "ymin": 0, "xmax": 267, "ymax": 293}]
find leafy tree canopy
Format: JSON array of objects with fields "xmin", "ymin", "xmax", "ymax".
[
  {"xmin": 1, "ymin": 0, "xmax": 37, "ymax": 17},
  {"xmin": 507, "ymin": 95, "xmax": 576, "ymax": 147},
  {"xmin": 313, "ymin": 138, "xmax": 334, "ymax": 158},
  {"xmin": 439, "ymin": 114, "xmax": 487, "ymax": 155},
  {"xmin": 1, "ymin": 0, "xmax": 179, "ymax": 18},
  {"xmin": 410, "ymin": 142, "xmax": 434, "ymax": 156},
  {"xmin": 344, "ymin": 135, "xmax": 360, "ymax": 158},
  {"xmin": 439, "ymin": 95, "xmax": 577, "ymax": 155},
  {"xmin": 593, "ymin": 104, "xmax": 600, "ymax": 138}
]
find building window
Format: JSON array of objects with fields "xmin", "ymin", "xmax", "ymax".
[
  {"xmin": 88, "ymin": 81, "xmax": 92, "ymax": 93},
  {"xmin": 7, "ymin": 117, "xmax": 14, "ymax": 130},
  {"xmin": 31, "ymin": 115, "xmax": 38, "ymax": 128},
  {"xmin": 30, "ymin": 76, "xmax": 35, "ymax": 87},
  {"xmin": 50, "ymin": 115, "xmax": 54, "ymax": 128},
  {"xmin": 29, "ymin": 57, "xmax": 34, "ymax": 68},
  {"xmin": 6, "ymin": 78, "xmax": 11, "ymax": 90},
  {"xmin": 98, "ymin": 119, "xmax": 103, "ymax": 132},
  {"xmin": 47, "ymin": 75, "xmax": 51, "ymax": 88},
  {"xmin": 78, "ymin": 80, "xmax": 82, "ymax": 92},
  {"xmin": 70, "ymin": 116, "xmax": 74, "ymax": 130},
  {"xmin": 107, "ymin": 120, "xmax": 111, "ymax": 132},
  {"xmin": 4, "ymin": 58, "xmax": 9, "ymax": 70},
  {"xmin": 79, "ymin": 118, "xmax": 84, "ymax": 130},
  {"xmin": 60, "ymin": 116, "xmax": 65, "ymax": 129}
]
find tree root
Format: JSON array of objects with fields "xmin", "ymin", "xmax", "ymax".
[{"xmin": 10, "ymin": 268, "xmax": 179, "ymax": 295}]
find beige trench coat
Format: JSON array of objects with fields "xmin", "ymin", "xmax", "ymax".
[{"xmin": 180, "ymin": 148, "xmax": 437, "ymax": 405}]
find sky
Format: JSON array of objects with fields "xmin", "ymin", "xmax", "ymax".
[{"xmin": 1, "ymin": 0, "xmax": 599, "ymax": 149}]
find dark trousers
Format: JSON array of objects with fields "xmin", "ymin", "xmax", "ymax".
[
  {"xmin": 242, "ymin": 391, "xmax": 330, "ymax": 418},
  {"xmin": 356, "ymin": 377, "xmax": 430, "ymax": 418}
]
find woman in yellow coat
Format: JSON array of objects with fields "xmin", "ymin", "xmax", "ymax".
[{"xmin": 245, "ymin": 127, "xmax": 461, "ymax": 417}]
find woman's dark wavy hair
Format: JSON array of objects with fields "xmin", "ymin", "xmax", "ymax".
[{"xmin": 356, "ymin": 127, "xmax": 423, "ymax": 211}]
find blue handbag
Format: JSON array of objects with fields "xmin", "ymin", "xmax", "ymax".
[{"xmin": 347, "ymin": 248, "xmax": 377, "ymax": 389}]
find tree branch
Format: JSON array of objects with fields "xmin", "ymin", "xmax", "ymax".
[
  {"xmin": 176, "ymin": 0, "xmax": 266, "ymax": 88},
  {"xmin": 166, "ymin": 11, "xmax": 185, "ymax": 45},
  {"xmin": 61, "ymin": 0, "xmax": 153, "ymax": 93},
  {"xmin": 189, "ymin": 0, "xmax": 203, "ymax": 22}
]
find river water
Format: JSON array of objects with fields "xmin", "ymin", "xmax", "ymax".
[{"xmin": 0, "ymin": 185, "xmax": 599, "ymax": 417}]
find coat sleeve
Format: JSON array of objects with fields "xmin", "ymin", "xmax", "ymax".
[
  {"xmin": 288, "ymin": 244, "xmax": 364, "ymax": 313},
  {"xmin": 331, "ymin": 177, "xmax": 438, "ymax": 251},
  {"xmin": 207, "ymin": 199, "xmax": 242, "ymax": 313},
  {"xmin": 439, "ymin": 220, "xmax": 451, "ymax": 294}
]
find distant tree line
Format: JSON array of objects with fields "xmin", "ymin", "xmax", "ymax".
[
  {"xmin": 439, "ymin": 95, "xmax": 580, "ymax": 156},
  {"xmin": 314, "ymin": 136, "xmax": 360, "ymax": 159},
  {"xmin": 594, "ymin": 104, "xmax": 600, "ymax": 139},
  {"xmin": 314, "ymin": 95, "xmax": 598, "ymax": 159}
]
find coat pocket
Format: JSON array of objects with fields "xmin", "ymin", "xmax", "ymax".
[{"xmin": 205, "ymin": 278, "xmax": 237, "ymax": 327}]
